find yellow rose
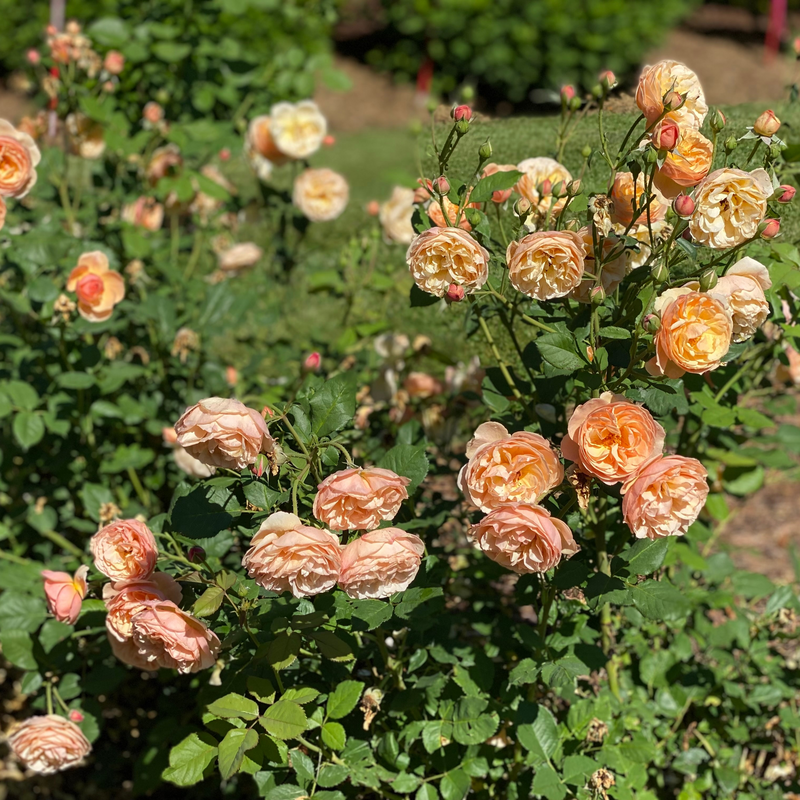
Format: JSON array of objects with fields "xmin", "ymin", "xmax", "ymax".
[
  {"xmin": 507, "ymin": 230, "xmax": 585, "ymax": 300},
  {"xmin": 653, "ymin": 127, "xmax": 713, "ymax": 198},
  {"xmin": 293, "ymin": 168, "xmax": 349, "ymax": 222},
  {"xmin": 0, "ymin": 118, "xmax": 41, "ymax": 197},
  {"xmin": 406, "ymin": 226, "xmax": 489, "ymax": 297},
  {"xmin": 635, "ymin": 60, "xmax": 708, "ymax": 129}
]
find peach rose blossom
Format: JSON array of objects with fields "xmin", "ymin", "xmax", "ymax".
[
  {"xmin": 561, "ymin": 392, "xmax": 666, "ymax": 484},
  {"xmin": 515, "ymin": 157, "xmax": 572, "ymax": 216},
  {"xmin": 468, "ymin": 504, "xmax": 578, "ymax": 574},
  {"xmin": 610, "ymin": 171, "xmax": 668, "ymax": 227},
  {"xmin": 427, "ymin": 195, "xmax": 477, "ymax": 231},
  {"xmin": 142, "ymin": 101, "xmax": 164, "ymax": 126},
  {"xmin": 506, "ymin": 230, "xmax": 585, "ymax": 301},
  {"xmin": 313, "ymin": 467, "xmax": 410, "ymax": 531},
  {"xmin": 481, "ymin": 162, "xmax": 519, "ymax": 203},
  {"xmin": 104, "ymin": 572, "xmax": 183, "ymax": 641},
  {"xmin": 173, "ymin": 445, "xmax": 216, "ymax": 478},
  {"xmin": 65, "ymin": 113, "xmax": 106, "ymax": 160},
  {"xmin": 653, "ymin": 128, "xmax": 713, "ymax": 199},
  {"xmin": 571, "ymin": 226, "xmax": 626, "ymax": 303},
  {"xmin": 217, "ymin": 242, "xmax": 263, "ymax": 272},
  {"xmin": 649, "ymin": 288, "xmax": 733, "ymax": 378},
  {"xmin": 174, "ymin": 396, "xmax": 274, "ymax": 471},
  {"xmin": 458, "ymin": 422, "xmax": 564, "ymax": 512},
  {"xmin": 379, "ymin": 186, "xmax": 416, "ymax": 244},
  {"xmin": 108, "ymin": 632, "xmax": 157, "ymax": 671},
  {"xmin": 122, "ymin": 196, "xmax": 164, "ymax": 231},
  {"xmin": 635, "ymin": 60, "xmax": 708, "ymax": 129},
  {"xmin": 338, "ymin": 528, "xmax": 425, "ymax": 599},
  {"xmin": 146, "ymin": 144, "xmax": 182, "ymax": 185},
  {"xmin": 404, "ymin": 371, "xmax": 444, "ymax": 398},
  {"xmin": 0, "ymin": 196, "xmax": 6, "ymax": 230},
  {"xmin": 622, "ymin": 455, "xmax": 709, "ymax": 539},
  {"xmin": 689, "ymin": 168, "xmax": 771, "ymax": 249},
  {"xmin": 42, "ymin": 566, "xmax": 89, "ymax": 625},
  {"xmin": 245, "ymin": 115, "xmax": 289, "ymax": 181},
  {"xmin": 270, "ymin": 100, "xmax": 327, "ymax": 159},
  {"xmin": 242, "ymin": 511, "xmax": 342, "ymax": 597},
  {"xmin": 0, "ymin": 118, "xmax": 41, "ymax": 197},
  {"xmin": 103, "ymin": 50, "xmax": 124, "ymax": 74},
  {"xmin": 131, "ymin": 599, "xmax": 220, "ymax": 673},
  {"xmin": 66, "ymin": 251, "xmax": 125, "ymax": 323},
  {"xmin": 8, "ymin": 715, "xmax": 91, "ymax": 774},
  {"xmin": 293, "ymin": 167, "xmax": 349, "ymax": 222},
  {"xmin": 715, "ymin": 256, "xmax": 772, "ymax": 343},
  {"xmin": 90, "ymin": 518, "xmax": 158, "ymax": 582},
  {"xmin": 407, "ymin": 226, "xmax": 489, "ymax": 297}
]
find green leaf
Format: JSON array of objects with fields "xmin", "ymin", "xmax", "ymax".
[
  {"xmin": 260, "ymin": 701, "xmax": 307, "ymax": 740},
  {"xmin": 0, "ymin": 629, "xmax": 37, "ymax": 670},
  {"xmin": 152, "ymin": 41, "xmax": 192, "ymax": 62},
  {"xmin": 468, "ymin": 169, "xmax": 522, "ymax": 203},
  {"xmin": 349, "ymin": 598, "xmax": 393, "ymax": 631},
  {"xmin": 0, "ymin": 593, "xmax": 47, "ymax": 632},
  {"xmin": 327, "ymin": 680, "xmax": 364, "ymax": 720},
  {"xmin": 416, "ymin": 786, "xmax": 438, "ymax": 800},
  {"xmin": 162, "ymin": 732, "xmax": 218, "ymax": 787},
  {"xmin": 317, "ymin": 763, "xmax": 349, "ymax": 787},
  {"xmin": 410, "ymin": 284, "xmax": 440, "ymax": 307},
  {"xmin": 562, "ymin": 754, "xmax": 599, "ymax": 785},
  {"xmin": 532, "ymin": 764, "xmax": 567, "ymax": 800},
  {"xmin": 247, "ymin": 676, "xmax": 277, "ymax": 704},
  {"xmin": 311, "ymin": 630, "xmax": 354, "ymax": 661},
  {"xmin": 440, "ymin": 768, "xmax": 471, "ymax": 800},
  {"xmin": 207, "ymin": 693, "xmax": 260, "ymax": 721},
  {"xmin": 170, "ymin": 484, "xmax": 234, "ymax": 539},
  {"xmin": 57, "ymin": 372, "xmax": 96, "ymax": 390},
  {"xmin": 218, "ymin": 728, "xmax": 259, "ymax": 780},
  {"xmin": 598, "ymin": 326, "xmax": 632, "ymax": 340},
  {"xmin": 621, "ymin": 538, "xmax": 670, "ymax": 576},
  {"xmin": 309, "ymin": 373, "xmax": 357, "ymax": 438},
  {"xmin": 4, "ymin": 380, "xmax": 39, "ymax": 410},
  {"xmin": 13, "ymin": 411, "xmax": 45, "ymax": 449},
  {"xmin": 266, "ymin": 632, "xmax": 301, "ymax": 670},
  {"xmin": 378, "ymin": 443, "xmax": 429, "ymax": 493},
  {"xmin": 516, "ymin": 703, "xmax": 559, "ymax": 760},
  {"xmin": 736, "ymin": 407, "xmax": 774, "ymax": 429},
  {"xmin": 282, "ymin": 687, "xmax": 319, "ymax": 705},
  {"xmin": 630, "ymin": 579, "xmax": 692, "ymax": 621},
  {"xmin": 321, "ymin": 721, "xmax": 346, "ymax": 750},
  {"xmin": 452, "ymin": 697, "xmax": 499, "ymax": 744},
  {"xmin": 193, "ymin": 586, "xmax": 225, "ymax": 618},
  {"xmin": 508, "ymin": 658, "xmax": 539, "ymax": 686},
  {"xmin": 536, "ymin": 332, "xmax": 585, "ymax": 371},
  {"xmin": 88, "ymin": 17, "xmax": 130, "ymax": 47}
]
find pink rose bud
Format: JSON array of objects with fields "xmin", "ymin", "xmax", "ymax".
[
  {"xmin": 219, "ymin": 148, "xmax": 231, "ymax": 161},
  {"xmin": 366, "ymin": 200, "xmax": 380, "ymax": 216},
  {"xmin": 652, "ymin": 118, "xmax": 680, "ymax": 151},
  {"xmin": 323, "ymin": 135, "xmax": 336, "ymax": 147},
  {"xmin": 795, "ymin": 36, "xmax": 800, "ymax": 56},
  {"xmin": 599, "ymin": 70, "xmax": 617, "ymax": 90},
  {"xmin": 187, "ymin": 546, "xmax": 205, "ymax": 563},
  {"xmin": 413, "ymin": 187, "xmax": 430, "ymax": 204},
  {"xmin": 42, "ymin": 566, "xmax": 89, "ymax": 626},
  {"xmin": 225, "ymin": 366, "xmax": 238, "ymax": 386},
  {"xmin": 27, "ymin": 49, "xmax": 41, "ymax": 65},
  {"xmin": 560, "ymin": 85, "xmax": 576, "ymax": 102},
  {"xmin": 643, "ymin": 314, "xmax": 661, "ymax": 334},
  {"xmin": 304, "ymin": 351, "xmax": 321, "ymax": 372},
  {"xmin": 162, "ymin": 426, "xmax": 178, "ymax": 445},
  {"xmin": 590, "ymin": 286, "xmax": 606, "ymax": 305},
  {"xmin": 776, "ymin": 185, "xmax": 796, "ymax": 203},
  {"xmin": 753, "ymin": 109, "xmax": 781, "ymax": 138},
  {"xmin": 453, "ymin": 105, "xmax": 472, "ymax": 122},
  {"xmin": 433, "ymin": 176, "xmax": 450, "ymax": 195},
  {"xmin": 68, "ymin": 710, "xmax": 85, "ymax": 723},
  {"xmin": 541, "ymin": 179, "xmax": 552, "ymax": 196},
  {"xmin": 760, "ymin": 218, "xmax": 780, "ymax": 239},
  {"xmin": 103, "ymin": 50, "xmax": 124, "ymax": 75},
  {"xmin": 673, "ymin": 195, "xmax": 695, "ymax": 218},
  {"xmin": 663, "ymin": 91, "xmax": 685, "ymax": 111},
  {"xmin": 446, "ymin": 283, "xmax": 466, "ymax": 302},
  {"xmin": 143, "ymin": 101, "xmax": 164, "ymax": 125},
  {"xmin": 252, "ymin": 453, "xmax": 269, "ymax": 478}
]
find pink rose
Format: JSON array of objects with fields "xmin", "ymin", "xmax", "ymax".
[
  {"xmin": 103, "ymin": 50, "xmax": 124, "ymax": 75},
  {"xmin": 8, "ymin": 715, "xmax": 92, "ymax": 774},
  {"xmin": 468, "ymin": 504, "xmax": 578, "ymax": 574},
  {"xmin": 90, "ymin": 519, "xmax": 158, "ymax": 582},
  {"xmin": 622, "ymin": 455, "xmax": 709, "ymax": 539},
  {"xmin": 174, "ymin": 396, "xmax": 274, "ymax": 471},
  {"xmin": 242, "ymin": 511, "xmax": 342, "ymax": 598},
  {"xmin": 313, "ymin": 467, "xmax": 410, "ymax": 531},
  {"xmin": 41, "ymin": 566, "xmax": 89, "ymax": 625},
  {"xmin": 404, "ymin": 372, "xmax": 444, "ymax": 398},
  {"xmin": 103, "ymin": 572, "xmax": 183, "ymax": 641},
  {"xmin": 108, "ymin": 632, "xmax": 157, "ymax": 671},
  {"xmin": 338, "ymin": 528, "xmax": 425, "ymax": 599},
  {"xmin": 66, "ymin": 251, "xmax": 125, "ymax": 322}
]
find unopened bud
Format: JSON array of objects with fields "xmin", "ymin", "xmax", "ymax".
[
  {"xmin": 433, "ymin": 176, "xmax": 450, "ymax": 195},
  {"xmin": 479, "ymin": 141, "xmax": 493, "ymax": 160},
  {"xmin": 663, "ymin": 91, "xmax": 685, "ymax": 112},
  {"xmin": 540, "ymin": 179, "xmax": 552, "ymax": 196},
  {"xmin": 581, "ymin": 145, "xmax": 592, "ymax": 159},
  {"xmin": 651, "ymin": 262, "xmax": 669, "ymax": 283},
  {"xmin": 560, "ymin": 85, "xmax": 576, "ymax": 103},
  {"xmin": 455, "ymin": 119, "xmax": 470, "ymax": 135},
  {"xmin": 753, "ymin": 109, "xmax": 781, "ymax": 138},
  {"xmin": 453, "ymin": 105, "xmax": 472, "ymax": 122},
  {"xmin": 776, "ymin": 184, "xmax": 796, "ymax": 203},
  {"xmin": 599, "ymin": 70, "xmax": 617, "ymax": 91},
  {"xmin": 643, "ymin": 314, "xmax": 661, "ymax": 334},
  {"xmin": 586, "ymin": 345, "xmax": 595, "ymax": 363},
  {"xmin": 652, "ymin": 119, "xmax": 680, "ymax": 151},
  {"xmin": 769, "ymin": 142, "xmax": 784, "ymax": 160},
  {"xmin": 68, "ymin": 710, "xmax": 84, "ymax": 723},
  {"xmin": 590, "ymin": 286, "xmax": 606, "ymax": 305},
  {"xmin": 724, "ymin": 136, "xmax": 738, "ymax": 153},
  {"xmin": 225, "ymin": 366, "xmax": 238, "ymax": 387},
  {"xmin": 323, "ymin": 135, "xmax": 335, "ymax": 147},
  {"xmin": 513, "ymin": 197, "xmax": 531, "ymax": 217},
  {"xmin": 27, "ymin": 49, "xmax": 41, "ymax": 65},
  {"xmin": 252, "ymin": 453, "xmax": 269, "ymax": 478},
  {"xmin": 759, "ymin": 217, "xmax": 780, "ymax": 239},
  {"xmin": 567, "ymin": 179, "xmax": 582, "ymax": 195},
  {"xmin": 465, "ymin": 208, "xmax": 482, "ymax": 227},
  {"xmin": 219, "ymin": 148, "xmax": 231, "ymax": 161},
  {"xmin": 568, "ymin": 96, "xmax": 582, "ymax": 112},
  {"xmin": 187, "ymin": 546, "xmax": 206, "ymax": 563},
  {"xmin": 710, "ymin": 109, "xmax": 726, "ymax": 133},
  {"xmin": 673, "ymin": 195, "xmax": 695, "ymax": 218},
  {"xmin": 591, "ymin": 84, "xmax": 604, "ymax": 100},
  {"xmin": 303, "ymin": 351, "xmax": 321, "ymax": 372},
  {"xmin": 446, "ymin": 283, "xmax": 465, "ymax": 302},
  {"xmin": 366, "ymin": 200, "xmax": 380, "ymax": 216},
  {"xmin": 413, "ymin": 187, "xmax": 430, "ymax": 204},
  {"xmin": 699, "ymin": 269, "xmax": 718, "ymax": 291}
]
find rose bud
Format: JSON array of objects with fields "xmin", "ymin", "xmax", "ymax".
[
  {"xmin": 753, "ymin": 109, "xmax": 781, "ymax": 138},
  {"xmin": 673, "ymin": 195, "xmax": 695, "ymax": 218},
  {"xmin": 513, "ymin": 197, "xmax": 531, "ymax": 217},
  {"xmin": 759, "ymin": 218, "xmax": 780, "ymax": 239},
  {"xmin": 432, "ymin": 176, "xmax": 450, "ymax": 195},
  {"xmin": 323, "ymin": 135, "xmax": 336, "ymax": 147},
  {"xmin": 27, "ymin": 49, "xmax": 41, "ymax": 65},
  {"xmin": 560, "ymin": 85, "xmax": 576, "ymax": 103},
  {"xmin": 303, "ymin": 351, "xmax": 321, "ymax": 372},
  {"xmin": 652, "ymin": 119, "xmax": 680, "ymax": 151},
  {"xmin": 568, "ymin": 95, "xmax": 582, "ymax": 112},
  {"xmin": 187, "ymin": 546, "xmax": 206, "ymax": 563},
  {"xmin": 103, "ymin": 50, "xmax": 125, "ymax": 75},
  {"xmin": 651, "ymin": 262, "xmax": 669, "ymax": 283},
  {"xmin": 413, "ymin": 187, "xmax": 430, "ymax": 204},
  {"xmin": 540, "ymin": 179, "xmax": 552, "ymax": 196},
  {"xmin": 724, "ymin": 135, "xmax": 738, "ymax": 153},
  {"xmin": 452, "ymin": 105, "xmax": 472, "ymax": 122},
  {"xmin": 699, "ymin": 268, "xmax": 718, "ymax": 291},
  {"xmin": 68, "ymin": 710, "xmax": 84, "ymax": 723},
  {"xmin": 662, "ymin": 91, "xmax": 685, "ymax": 112},
  {"xmin": 219, "ymin": 148, "xmax": 231, "ymax": 161},
  {"xmin": 567, "ymin": 179, "xmax": 582, "ymax": 195},
  {"xmin": 225, "ymin": 366, "xmax": 238, "ymax": 386},
  {"xmin": 599, "ymin": 70, "xmax": 617, "ymax": 90},
  {"xmin": 252, "ymin": 453, "xmax": 269, "ymax": 478},
  {"xmin": 446, "ymin": 283, "xmax": 466, "ymax": 303},
  {"xmin": 710, "ymin": 109, "xmax": 726, "ymax": 133},
  {"xmin": 366, "ymin": 200, "xmax": 380, "ymax": 216},
  {"xmin": 479, "ymin": 141, "xmax": 493, "ymax": 160},
  {"xmin": 643, "ymin": 314, "xmax": 661, "ymax": 334},
  {"xmin": 590, "ymin": 286, "xmax": 606, "ymax": 305},
  {"xmin": 775, "ymin": 185, "xmax": 796, "ymax": 203}
]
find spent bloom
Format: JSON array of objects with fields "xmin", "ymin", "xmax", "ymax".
[{"xmin": 41, "ymin": 566, "xmax": 89, "ymax": 625}]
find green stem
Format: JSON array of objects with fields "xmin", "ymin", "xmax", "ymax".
[
  {"xmin": 127, "ymin": 466, "xmax": 150, "ymax": 508},
  {"xmin": 45, "ymin": 682, "xmax": 54, "ymax": 715},
  {"xmin": 42, "ymin": 529, "xmax": 84, "ymax": 559}
]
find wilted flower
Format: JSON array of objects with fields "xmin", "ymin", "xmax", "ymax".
[
  {"xmin": 122, "ymin": 196, "xmax": 164, "ymax": 231},
  {"xmin": 171, "ymin": 327, "xmax": 199, "ymax": 363}
]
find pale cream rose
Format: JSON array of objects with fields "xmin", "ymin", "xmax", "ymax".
[
  {"xmin": 379, "ymin": 186, "xmax": 416, "ymax": 244},
  {"xmin": 515, "ymin": 157, "xmax": 572, "ymax": 216},
  {"xmin": 458, "ymin": 421, "xmax": 564, "ymax": 512},
  {"xmin": 270, "ymin": 100, "xmax": 327, "ymax": 159},
  {"xmin": 507, "ymin": 230, "xmax": 585, "ymax": 300},
  {"xmin": 622, "ymin": 455, "xmax": 709, "ymax": 539},
  {"xmin": 66, "ymin": 251, "xmax": 125, "ymax": 322},
  {"xmin": 561, "ymin": 392, "xmax": 666, "ymax": 484},
  {"xmin": 90, "ymin": 518, "xmax": 158, "ymax": 582},
  {"xmin": 468, "ymin": 504, "xmax": 578, "ymax": 574},
  {"xmin": 217, "ymin": 242, "xmax": 263, "ymax": 272},
  {"xmin": 313, "ymin": 467, "xmax": 410, "ymax": 531},
  {"xmin": 689, "ymin": 168, "xmax": 771, "ymax": 249},
  {"xmin": 407, "ymin": 226, "xmax": 489, "ymax": 297},
  {"xmin": 104, "ymin": 573, "xmax": 183, "ymax": 641},
  {"xmin": 122, "ymin": 196, "xmax": 164, "ymax": 231},
  {"xmin": 338, "ymin": 528, "xmax": 425, "ymax": 599},
  {"xmin": 8, "ymin": 715, "xmax": 91, "ymax": 774},
  {"xmin": 635, "ymin": 60, "xmax": 708, "ymax": 129},
  {"xmin": 293, "ymin": 168, "xmax": 349, "ymax": 222},
  {"xmin": 173, "ymin": 445, "xmax": 216, "ymax": 478},
  {"xmin": 653, "ymin": 128, "xmax": 713, "ymax": 198},
  {"xmin": 242, "ymin": 511, "xmax": 342, "ymax": 597},
  {"xmin": 174, "ymin": 397, "xmax": 274, "ymax": 471},
  {"xmin": 571, "ymin": 226, "xmax": 626, "ymax": 303},
  {"xmin": 66, "ymin": 113, "xmax": 106, "ymax": 160},
  {"xmin": 427, "ymin": 196, "xmax": 476, "ymax": 231},
  {"xmin": 131, "ymin": 600, "xmax": 220, "ymax": 673},
  {"xmin": 649, "ymin": 289, "xmax": 733, "ymax": 377},
  {"xmin": 42, "ymin": 566, "xmax": 89, "ymax": 625},
  {"xmin": 715, "ymin": 256, "xmax": 772, "ymax": 342},
  {"xmin": 610, "ymin": 171, "xmax": 668, "ymax": 227},
  {"xmin": 0, "ymin": 118, "xmax": 41, "ymax": 197}
]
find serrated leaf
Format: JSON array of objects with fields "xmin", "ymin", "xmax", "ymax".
[
  {"xmin": 247, "ymin": 676, "xmax": 277, "ymax": 704},
  {"xmin": 440, "ymin": 768, "xmax": 470, "ymax": 800},
  {"xmin": 509, "ymin": 658, "xmax": 539, "ymax": 686},
  {"xmin": 266, "ymin": 632, "xmax": 301, "ymax": 670},
  {"xmin": 311, "ymin": 630, "xmax": 354, "ymax": 661},
  {"xmin": 469, "ymin": 169, "xmax": 523, "ymax": 203},
  {"xmin": 630, "ymin": 579, "xmax": 692, "ymax": 621},
  {"xmin": 378, "ymin": 443, "xmax": 429, "ymax": 493},
  {"xmin": 207, "ymin": 693, "xmax": 260, "ymax": 721},
  {"xmin": 218, "ymin": 728, "xmax": 258, "ymax": 780},
  {"xmin": 282, "ymin": 687, "xmax": 319, "ymax": 705},
  {"xmin": 193, "ymin": 585, "xmax": 224, "ymax": 618},
  {"xmin": 536, "ymin": 332, "xmax": 585, "ymax": 371},
  {"xmin": 452, "ymin": 697, "xmax": 499, "ymax": 744},
  {"xmin": 327, "ymin": 680, "xmax": 364, "ymax": 719},
  {"xmin": 309, "ymin": 373, "xmax": 357, "ymax": 438},
  {"xmin": 162, "ymin": 732, "xmax": 218, "ymax": 787},
  {"xmin": 321, "ymin": 721, "xmax": 346, "ymax": 750},
  {"xmin": 13, "ymin": 411, "xmax": 45, "ymax": 449},
  {"xmin": 260, "ymin": 701, "xmax": 307, "ymax": 740},
  {"xmin": 516, "ymin": 703, "xmax": 559, "ymax": 760},
  {"xmin": 0, "ymin": 629, "xmax": 37, "ymax": 670},
  {"xmin": 621, "ymin": 538, "xmax": 670, "ymax": 577}
]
